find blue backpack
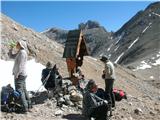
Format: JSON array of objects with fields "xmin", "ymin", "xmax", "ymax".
[{"xmin": 1, "ymin": 84, "xmax": 22, "ymax": 113}]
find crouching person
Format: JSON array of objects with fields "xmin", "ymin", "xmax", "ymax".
[
  {"xmin": 41, "ymin": 62, "xmax": 62, "ymax": 98},
  {"xmin": 82, "ymin": 79, "xmax": 108, "ymax": 120}
]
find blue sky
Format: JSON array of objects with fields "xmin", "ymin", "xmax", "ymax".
[{"xmin": 1, "ymin": 1, "xmax": 154, "ymax": 32}]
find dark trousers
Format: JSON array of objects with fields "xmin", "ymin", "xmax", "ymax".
[
  {"xmin": 15, "ymin": 75, "xmax": 30, "ymax": 111},
  {"xmin": 90, "ymin": 105, "xmax": 108, "ymax": 120},
  {"xmin": 105, "ymin": 79, "xmax": 115, "ymax": 107}
]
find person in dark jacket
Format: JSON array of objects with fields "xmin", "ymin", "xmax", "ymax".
[
  {"xmin": 41, "ymin": 63, "xmax": 62, "ymax": 90},
  {"xmin": 82, "ymin": 79, "xmax": 108, "ymax": 120}
]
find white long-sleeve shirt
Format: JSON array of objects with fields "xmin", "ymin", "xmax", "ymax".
[
  {"xmin": 12, "ymin": 49, "xmax": 27, "ymax": 78},
  {"xmin": 104, "ymin": 61, "xmax": 116, "ymax": 80}
]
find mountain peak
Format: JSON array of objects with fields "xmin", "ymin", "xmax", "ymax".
[{"xmin": 78, "ymin": 20, "xmax": 101, "ymax": 30}]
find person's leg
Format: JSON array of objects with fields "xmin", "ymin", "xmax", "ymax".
[
  {"xmin": 15, "ymin": 76, "xmax": 28, "ymax": 112},
  {"xmin": 105, "ymin": 79, "xmax": 115, "ymax": 116},
  {"xmin": 110, "ymin": 88, "xmax": 115, "ymax": 108},
  {"xmin": 109, "ymin": 79, "xmax": 115, "ymax": 108},
  {"xmin": 105, "ymin": 79, "xmax": 112, "ymax": 104},
  {"xmin": 22, "ymin": 77, "xmax": 32, "ymax": 109},
  {"xmin": 94, "ymin": 105, "xmax": 108, "ymax": 120}
]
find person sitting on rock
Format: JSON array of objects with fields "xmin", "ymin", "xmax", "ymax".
[
  {"xmin": 82, "ymin": 79, "xmax": 108, "ymax": 120},
  {"xmin": 41, "ymin": 62, "xmax": 62, "ymax": 91}
]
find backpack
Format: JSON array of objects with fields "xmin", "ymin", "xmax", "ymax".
[
  {"xmin": 113, "ymin": 89, "xmax": 127, "ymax": 101},
  {"xmin": 1, "ymin": 85, "xmax": 23, "ymax": 113}
]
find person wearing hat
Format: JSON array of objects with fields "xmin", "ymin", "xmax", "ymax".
[
  {"xmin": 82, "ymin": 79, "xmax": 108, "ymax": 120},
  {"xmin": 41, "ymin": 62, "xmax": 55, "ymax": 90},
  {"xmin": 9, "ymin": 40, "xmax": 31, "ymax": 113},
  {"xmin": 100, "ymin": 55, "xmax": 116, "ymax": 110}
]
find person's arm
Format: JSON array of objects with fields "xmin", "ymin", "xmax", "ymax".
[
  {"xmin": 90, "ymin": 93, "xmax": 107, "ymax": 108},
  {"xmin": 83, "ymin": 92, "xmax": 93, "ymax": 116},
  {"xmin": 8, "ymin": 48, "xmax": 18, "ymax": 59}
]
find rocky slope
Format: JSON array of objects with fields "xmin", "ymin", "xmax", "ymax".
[
  {"xmin": 103, "ymin": 2, "xmax": 160, "ymax": 83},
  {"xmin": 1, "ymin": 13, "xmax": 68, "ymax": 77},
  {"xmin": 107, "ymin": 2, "xmax": 160, "ymax": 65},
  {"xmin": 42, "ymin": 28, "xmax": 68, "ymax": 44},
  {"xmin": 1, "ymin": 11, "xmax": 160, "ymax": 120}
]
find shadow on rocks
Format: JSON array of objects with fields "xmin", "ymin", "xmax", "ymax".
[
  {"xmin": 30, "ymin": 91, "xmax": 48, "ymax": 105},
  {"xmin": 62, "ymin": 114, "xmax": 85, "ymax": 120}
]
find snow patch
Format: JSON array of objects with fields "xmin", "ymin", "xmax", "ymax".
[
  {"xmin": 157, "ymin": 54, "xmax": 160, "ymax": 57},
  {"xmin": 152, "ymin": 12, "xmax": 160, "ymax": 17},
  {"xmin": 128, "ymin": 37, "xmax": 139, "ymax": 49},
  {"xmin": 107, "ymin": 44, "xmax": 113, "ymax": 51},
  {"xmin": 115, "ymin": 32, "xmax": 125, "ymax": 45},
  {"xmin": 0, "ymin": 59, "xmax": 45, "ymax": 92},
  {"xmin": 108, "ymin": 54, "xmax": 111, "ymax": 58},
  {"xmin": 152, "ymin": 57, "xmax": 155, "ymax": 60},
  {"xmin": 150, "ymin": 76, "xmax": 154, "ymax": 79},
  {"xmin": 152, "ymin": 58, "xmax": 160, "ymax": 66},
  {"xmin": 114, "ymin": 46, "xmax": 119, "ymax": 52},
  {"xmin": 142, "ymin": 22, "xmax": 152, "ymax": 34},
  {"xmin": 136, "ymin": 61, "xmax": 152, "ymax": 70},
  {"xmin": 115, "ymin": 52, "xmax": 124, "ymax": 64},
  {"xmin": 115, "ymin": 36, "xmax": 122, "ymax": 44}
]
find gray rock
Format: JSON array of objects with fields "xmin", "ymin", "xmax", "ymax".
[
  {"xmin": 64, "ymin": 95, "xmax": 70, "ymax": 101},
  {"xmin": 70, "ymin": 92, "xmax": 83, "ymax": 102},
  {"xmin": 55, "ymin": 110, "xmax": 63, "ymax": 116},
  {"xmin": 58, "ymin": 97, "xmax": 65, "ymax": 103},
  {"xmin": 149, "ymin": 111, "xmax": 156, "ymax": 116},
  {"xmin": 68, "ymin": 85, "xmax": 76, "ymax": 93},
  {"xmin": 134, "ymin": 108, "xmax": 143, "ymax": 114},
  {"xmin": 62, "ymin": 79, "xmax": 72, "ymax": 86}
]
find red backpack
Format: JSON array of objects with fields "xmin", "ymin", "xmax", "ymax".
[{"xmin": 113, "ymin": 89, "xmax": 127, "ymax": 101}]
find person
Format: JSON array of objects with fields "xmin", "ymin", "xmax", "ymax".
[
  {"xmin": 9, "ymin": 40, "xmax": 31, "ymax": 113},
  {"xmin": 77, "ymin": 74, "xmax": 88, "ymax": 94},
  {"xmin": 82, "ymin": 79, "xmax": 108, "ymax": 120},
  {"xmin": 100, "ymin": 55, "xmax": 116, "ymax": 109},
  {"xmin": 41, "ymin": 63, "xmax": 62, "ymax": 90}
]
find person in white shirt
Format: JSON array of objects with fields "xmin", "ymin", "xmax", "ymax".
[
  {"xmin": 100, "ymin": 55, "xmax": 116, "ymax": 110},
  {"xmin": 9, "ymin": 40, "xmax": 31, "ymax": 113}
]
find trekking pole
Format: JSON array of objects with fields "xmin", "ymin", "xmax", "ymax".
[{"xmin": 33, "ymin": 71, "xmax": 51, "ymax": 96}]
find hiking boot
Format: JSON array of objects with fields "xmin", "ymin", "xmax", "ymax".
[
  {"xmin": 27, "ymin": 109, "xmax": 33, "ymax": 113},
  {"xmin": 20, "ymin": 109, "xmax": 28, "ymax": 114}
]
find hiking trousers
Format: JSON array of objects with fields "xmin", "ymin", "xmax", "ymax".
[
  {"xmin": 14, "ymin": 75, "xmax": 30, "ymax": 111},
  {"xmin": 90, "ymin": 105, "xmax": 108, "ymax": 120},
  {"xmin": 105, "ymin": 79, "xmax": 115, "ymax": 107}
]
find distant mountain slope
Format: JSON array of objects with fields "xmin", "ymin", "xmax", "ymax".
[
  {"xmin": 110, "ymin": 2, "xmax": 160, "ymax": 65},
  {"xmin": 42, "ymin": 20, "xmax": 112, "ymax": 56},
  {"xmin": 43, "ymin": 2, "xmax": 160, "ymax": 81},
  {"xmin": 97, "ymin": 2, "xmax": 160, "ymax": 81},
  {"xmin": 42, "ymin": 28, "xmax": 68, "ymax": 44}
]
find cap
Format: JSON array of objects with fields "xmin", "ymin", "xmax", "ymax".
[{"xmin": 100, "ymin": 55, "xmax": 109, "ymax": 62}]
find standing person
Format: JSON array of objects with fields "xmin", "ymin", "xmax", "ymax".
[
  {"xmin": 100, "ymin": 55, "xmax": 116, "ymax": 109},
  {"xmin": 9, "ymin": 40, "xmax": 31, "ymax": 113},
  {"xmin": 82, "ymin": 79, "xmax": 108, "ymax": 120}
]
